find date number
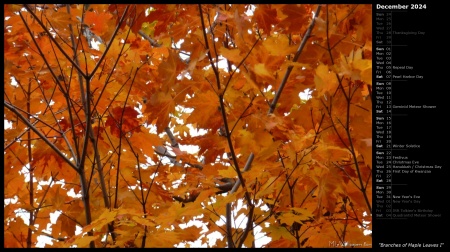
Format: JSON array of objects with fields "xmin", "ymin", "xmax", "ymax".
[{"xmin": 411, "ymin": 4, "xmax": 426, "ymax": 9}]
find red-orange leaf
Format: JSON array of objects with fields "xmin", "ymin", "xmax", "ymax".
[
  {"xmin": 253, "ymin": 4, "xmax": 279, "ymax": 34},
  {"xmin": 278, "ymin": 4, "xmax": 310, "ymax": 33},
  {"xmin": 105, "ymin": 106, "xmax": 141, "ymax": 138}
]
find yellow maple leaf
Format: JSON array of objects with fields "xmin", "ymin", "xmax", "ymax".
[
  {"xmin": 51, "ymin": 186, "xmax": 66, "ymax": 209},
  {"xmin": 265, "ymin": 222, "xmax": 295, "ymax": 241},
  {"xmin": 70, "ymin": 235, "xmax": 98, "ymax": 248},
  {"xmin": 254, "ymin": 63, "xmax": 273, "ymax": 78},
  {"xmin": 83, "ymin": 208, "xmax": 118, "ymax": 232},
  {"xmin": 218, "ymin": 165, "xmax": 237, "ymax": 179},
  {"xmin": 131, "ymin": 216, "xmax": 156, "ymax": 227},
  {"xmin": 262, "ymin": 36, "xmax": 297, "ymax": 56},
  {"xmin": 177, "ymin": 226, "xmax": 203, "ymax": 242},
  {"xmin": 219, "ymin": 47, "xmax": 243, "ymax": 65},
  {"xmin": 314, "ymin": 63, "xmax": 338, "ymax": 97},
  {"xmin": 255, "ymin": 178, "xmax": 277, "ymax": 199},
  {"xmin": 339, "ymin": 49, "xmax": 372, "ymax": 85}
]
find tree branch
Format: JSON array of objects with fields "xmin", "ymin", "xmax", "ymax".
[
  {"xmin": 4, "ymin": 101, "xmax": 79, "ymax": 171},
  {"xmin": 269, "ymin": 5, "xmax": 322, "ymax": 114},
  {"xmin": 23, "ymin": 5, "xmax": 88, "ymax": 78}
]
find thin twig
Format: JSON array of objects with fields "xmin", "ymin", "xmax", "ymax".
[{"xmin": 4, "ymin": 101, "xmax": 79, "ymax": 171}]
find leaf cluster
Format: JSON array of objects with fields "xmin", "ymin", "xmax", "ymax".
[{"xmin": 4, "ymin": 4, "xmax": 372, "ymax": 248}]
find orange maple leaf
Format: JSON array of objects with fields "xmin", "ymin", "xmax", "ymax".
[
  {"xmin": 105, "ymin": 106, "xmax": 141, "ymax": 138},
  {"xmin": 158, "ymin": 50, "xmax": 182, "ymax": 90},
  {"xmin": 84, "ymin": 11, "xmax": 114, "ymax": 37},
  {"xmin": 253, "ymin": 4, "xmax": 279, "ymax": 34},
  {"xmin": 278, "ymin": 4, "xmax": 310, "ymax": 33},
  {"xmin": 146, "ymin": 4, "xmax": 177, "ymax": 36},
  {"xmin": 185, "ymin": 90, "xmax": 221, "ymax": 130},
  {"xmin": 144, "ymin": 91, "xmax": 175, "ymax": 134}
]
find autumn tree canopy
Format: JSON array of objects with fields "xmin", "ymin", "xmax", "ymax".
[{"xmin": 4, "ymin": 4, "xmax": 372, "ymax": 248}]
